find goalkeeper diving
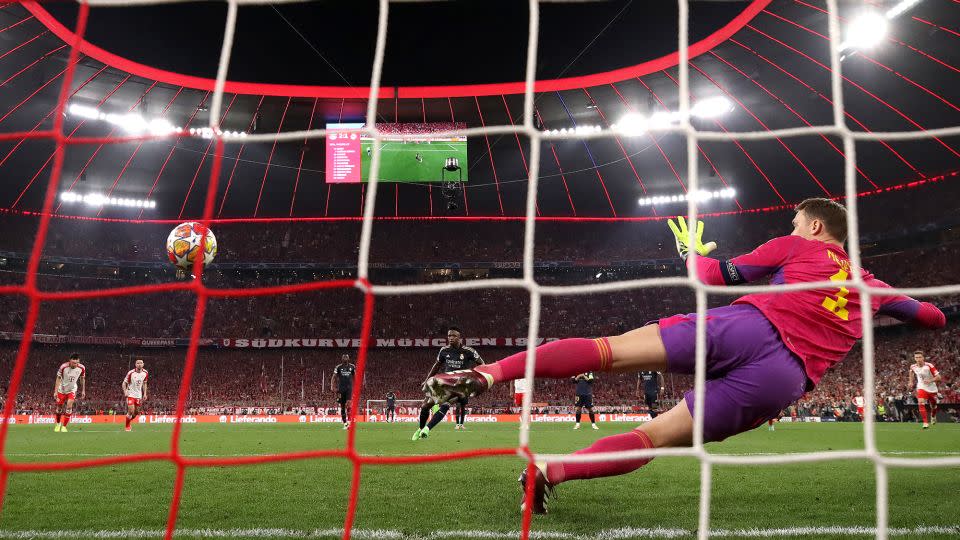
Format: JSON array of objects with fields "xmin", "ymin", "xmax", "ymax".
[{"xmin": 423, "ymin": 198, "xmax": 945, "ymax": 513}]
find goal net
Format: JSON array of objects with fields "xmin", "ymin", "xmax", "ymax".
[
  {"xmin": 0, "ymin": 1, "xmax": 958, "ymax": 540},
  {"xmin": 364, "ymin": 399, "xmax": 424, "ymax": 422}
]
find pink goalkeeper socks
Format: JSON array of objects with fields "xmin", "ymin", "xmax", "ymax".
[
  {"xmin": 546, "ymin": 429, "xmax": 654, "ymax": 484},
  {"xmin": 475, "ymin": 338, "xmax": 612, "ymax": 383}
]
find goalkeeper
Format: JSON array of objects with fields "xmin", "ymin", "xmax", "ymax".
[{"xmin": 423, "ymin": 199, "xmax": 946, "ymax": 513}]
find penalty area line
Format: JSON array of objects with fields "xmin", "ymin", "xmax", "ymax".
[{"xmin": 0, "ymin": 525, "xmax": 958, "ymax": 539}]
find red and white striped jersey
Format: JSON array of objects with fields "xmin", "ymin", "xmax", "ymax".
[
  {"xmin": 124, "ymin": 369, "xmax": 149, "ymax": 399},
  {"xmin": 911, "ymin": 362, "xmax": 939, "ymax": 393},
  {"xmin": 57, "ymin": 363, "xmax": 85, "ymax": 394}
]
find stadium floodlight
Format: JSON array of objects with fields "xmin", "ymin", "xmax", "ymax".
[
  {"xmin": 648, "ymin": 110, "xmax": 680, "ymax": 129},
  {"xmin": 616, "ymin": 113, "xmax": 647, "ymax": 136},
  {"xmin": 886, "ymin": 0, "xmax": 924, "ymax": 19},
  {"xmin": 841, "ymin": 11, "xmax": 889, "ymax": 51},
  {"xmin": 59, "ymin": 192, "xmax": 156, "ymax": 209},
  {"xmin": 68, "ymin": 102, "xmax": 238, "ymax": 137},
  {"xmin": 638, "ymin": 187, "xmax": 735, "ymax": 206},
  {"xmin": 67, "ymin": 103, "xmax": 100, "ymax": 120},
  {"xmin": 690, "ymin": 97, "xmax": 733, "ymax": 119}
]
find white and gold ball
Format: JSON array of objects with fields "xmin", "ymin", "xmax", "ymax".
[{"xmin": 165, "ymin": 221, "xmax": 217, "ymax": 269}]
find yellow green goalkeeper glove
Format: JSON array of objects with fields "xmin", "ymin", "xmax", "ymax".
[{"xmin": 667, "ymin": 217, "xmax": 717, "ymax": 261}]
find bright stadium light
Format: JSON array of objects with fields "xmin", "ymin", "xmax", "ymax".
[
  {"xmin": 638, "ymin": 187, "xmax": 735, "ymax": 206},
  {"xmin": 68, "ymin": 102, "xmax": 242, "ymax": 137},
  {"xmin": 842, "ymin": 11, "xmax": 888, "ymax": 50},
  {"xmin": 59, "ymin": 192, "xmax": 156, "ymax": 209},
  {"xmin": 67, "ymin": 103, "xmax": 100, "ymax": 120},
  {"xmin": 615, "ymin": 113, "xmax": 647, "ymax": 136},
  {"xmin": 886, "ymin": 0, "xmax": 924, "ymax": 19},
  {"xmin": 648, "ymin": 111, "xmax": 679, "ymax": 129},
  {"xmin": 690, "ymin": 97, "xmax": 734, "ymax": 119}
]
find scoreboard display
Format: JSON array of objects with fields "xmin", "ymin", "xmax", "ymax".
[{"xmin": 326, "ymin": 122, "xmax": 469, "ymax": 184}]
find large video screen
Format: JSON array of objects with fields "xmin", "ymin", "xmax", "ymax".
[{"xmin": 326, "ymin": 122, "xmax": 469, "ymax": 184}]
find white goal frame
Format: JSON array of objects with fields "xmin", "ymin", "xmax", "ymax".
[
  {"xmin": 364, "ymin": 399, "xmax": 423, "ymax": 421},
  {"xmin": 51, "ymin": 0, "xmax": 960, "ymax": 539}
]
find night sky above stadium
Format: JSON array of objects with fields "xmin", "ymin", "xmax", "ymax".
[{"xmin": 45, "ymin": 0, "xmax": 748, "ymax": 86}]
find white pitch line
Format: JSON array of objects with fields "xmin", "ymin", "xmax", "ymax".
[
  {"xmin": 6, "ymin": 451, "xmax": 959, "ymax": 459},
  {"xmin": 0, "ymin": 525, "xmax": 959, "ymax": 539}
]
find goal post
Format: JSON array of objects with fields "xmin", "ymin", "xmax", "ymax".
[{"xmin": 365, "ymin": 399, "xmax": 424, "ymax": 422}]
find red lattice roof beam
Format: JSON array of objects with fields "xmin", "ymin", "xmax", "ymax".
[
  {"xmin": 533, "ymin": 107, "xmax": 577, "ymax": 216},
  {"xmin": 0, "ymin": 29, "xmax": 47, "ymax": 62},
  {"xmin": 252, "ymin": 97, "xmax": 291, "ymax": 217},
  {"xmin": 728, "ymin": 37, "xmax": 924, "ymax": 179},
  {"xmin": 289, "ymin": 98, "xmax": 319, "ymax": 216},
  {"xmin": 54, "ymin": 75, "xmax": 152, "ymax": 213},
  {"xmin": 474, "ymin": 96, "xmax": 506, "ymax": 215},
  {"xmin": 0, "ymin": 64, "xmax": 104, "ymax": 169},
  {"xmin": 745, "ymin": 24, "xmax": 960, "ymax": 160},
  {"xmin": 689, "ymin": 60, "xmax": 832, "ymax": 196},
  {"xmin": 501, "ymin": 95, "xmax": 540, "ymax": 216},
  {"xmin": 636, "ymin": 72, "xmax": 743, "ymax": 206},
  {"xmin": 764, "ymin": 8, "xmax": 960, "ymax": 114},
  {"xmin": 11, "ymin": 73, "xmax": 129, "ymax": 208},
  {"xmin": 629, "ymin": 79, "xmax": 689, "ymax": 192},
  {"xmin": 0, "ymin": 13, "xmax": 33, "ymax": 35},
  {"xmin": 448, "ymin": 98, "xmax": 469, "ymax": 214},
  {"xmin": 178, "ymin": 95, "xmax": 238, "ymax": 218},
  {"xmin": 661, "ymin": 70, "xmax": 788, "ymax": 204},
  {"xmin": 708, "ymin": 49, "xmax": 877, "ymax": 189},
  {"xmin": 99, "ymin": 87, "xmax": 184, "ymax": 217},
  {"xmin": 216, "ymin": 95, "xmax": 264, "ymax": 217},
  {"xmin": 0, "ymin": 44, "xmax": 66, "ymax": 88},
  {"xmin": 582, "ymin": 87, "xmax": 657, "ymax": 217}
]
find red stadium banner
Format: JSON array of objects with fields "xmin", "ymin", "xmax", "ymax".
[
  {"xmin": 5, "ymin": 413, "xmax": 652, "ymax": 424},
  {"xmin": 220, "ymin": 337, "xmax": 560, "ymax": 349},
  {"xmin": 0, "ymin": 332, "xmax": 557, "ymax": 349}
]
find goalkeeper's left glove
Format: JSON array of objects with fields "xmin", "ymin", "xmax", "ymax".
[{"xmin": 667, "ymin": 217, "xmax": 717, "ymax": 261}]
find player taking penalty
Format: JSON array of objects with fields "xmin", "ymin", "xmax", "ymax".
[
  {"xmin": 424, "ymin": 199, "xmax": 946, "ymax": 513},
  {"xmin": 54, "ymin": 353, "xmax": 85, "ymax": 432},
  {"xmin": 122, "ymin": 359, "xmax": 149, "ymax": 432}
]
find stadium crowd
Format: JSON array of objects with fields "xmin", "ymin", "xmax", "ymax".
[
  {"xmin": 0, "ymin": 180, "xmax": 957, "ymax": 421},
  {"xmin": 373, "ymin": 122, "xmax": 467, "ymax": 135},
  {"xmin": 0, "ymin": 174, "xmax": 956, "ymax": 266},
  {"xmin": 1, "ymin": 318, "xmax": 956, "ymax": 420},
  {"xmin": 0, "ymin": 237, "xmax": 956, "ymax": 342}
]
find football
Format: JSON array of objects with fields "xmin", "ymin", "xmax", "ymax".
[{"xmin": 165, "ymin": 221, "xmax": 217, "ymax": 269}]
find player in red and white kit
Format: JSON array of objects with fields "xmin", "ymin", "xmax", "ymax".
[
  {"xmin": 122, "ymin": 358, "xmax": 149, "ymax": 432},
  {"xmin": 54, "ymin": 353, "xmax": 85, "ymax": 432},
  {"xmin": 853, "ymin": 394, "xmax": 865, "ymax": 419},
  {"xmin": 908, "ymin": 350, "xmax": 940, "ymax": 429},
  {"xmin": 513, "ymin": 378, "xmax": 528, "ymax": 408}
]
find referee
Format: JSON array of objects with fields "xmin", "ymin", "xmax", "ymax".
[
  {"xmin": 572, "ymin": 372, "xmax": 599, "ymax": 430},
  {"xmin": 637, "ymin": 371, "xmax": 665, "ymax": 419},
  {"xmin": 413, "ymin": 326, "xmax": 484, "ymax": 439}
]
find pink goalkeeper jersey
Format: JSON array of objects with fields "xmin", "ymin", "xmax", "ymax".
[{"xmin": 695, "ymin": 235, "xmax": 945, "ymax": 386}]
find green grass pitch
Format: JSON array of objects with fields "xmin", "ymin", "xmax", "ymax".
[
  {"xmin": 1, "ymin": 422, "xmax": 958, "ymax": 539},
  {"xmin": 360, "ymin": 140, "xmax": 469, "ymax": 183}
]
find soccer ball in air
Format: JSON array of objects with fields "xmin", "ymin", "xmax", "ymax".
[{"xmin": 166, "ymin": 222, "xmax": 217, "ymax": 269}]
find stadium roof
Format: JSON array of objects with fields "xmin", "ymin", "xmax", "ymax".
[{"xmin": 0, "ymin": 0, "xmax": 957, "ymax": 221}]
